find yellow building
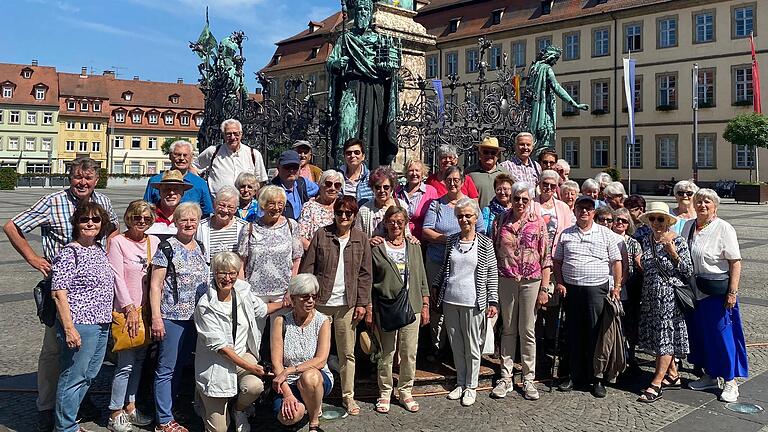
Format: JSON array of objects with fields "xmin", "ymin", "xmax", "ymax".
[{"xmin": 56, "ymin": 70, "xmax": 109, "ymax": 172}]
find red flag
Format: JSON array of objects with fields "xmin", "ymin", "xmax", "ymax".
[{"xmin": 751, "ymin": 32, "xmax": 762, "ymax": 113}]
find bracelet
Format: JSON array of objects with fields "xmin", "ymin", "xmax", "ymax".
[{"xmin": 728, "ymin": 291, "xmax": 738, "ymax": 296}]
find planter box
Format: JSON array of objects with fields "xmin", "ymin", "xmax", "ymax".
[{"xmin": 733, "ymin": 183, "xmax": 768, "ymax": 204}]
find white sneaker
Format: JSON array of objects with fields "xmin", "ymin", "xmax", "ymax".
[
  {"xmin": 491, "ymin": 378, "xmax": 514, "ymax": 399},
  {"xmin": 461, "ymin": 388, "xmax": 477, "ymax": 406},
  {"xmin": 720, "ymin": 380, "xmax": 739, "ymax": 403},
  {"xmin": 447, "ymin": 386, "xmax": 464, "ymax": 400},
  {"xmin": 688, "ymin": 374, "xmax": 721, "ymax": 391},
  {"xmin": 107, "ymin": 413, "xmax": 134, "ymax": 432},
  {"xmin": 523, "ymin": 380, "xmax": 540, "ymax": 401}
]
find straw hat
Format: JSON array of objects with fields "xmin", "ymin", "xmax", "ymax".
[
  {"xmin": 477, "ymin": 136, "xmax": 504, "ymax": 150},
  {"xmin": 150, "ymin": 169, "xmax": 193, "ymax": 191},
  {"xmin": 359, "ymin": 329, "xmax": 373, "ymax": 355},
  {"xmin": 639, "ymin": 201, "xmax": 677, "ymax": 226}
]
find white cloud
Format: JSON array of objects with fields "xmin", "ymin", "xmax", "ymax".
[
  {"xmin": 56, "ymin": 1, "xmax": 80, "ymax": 12},
  {"xmin": 57, "ymin": 16, "xmax": 180, "ymax": 47}
]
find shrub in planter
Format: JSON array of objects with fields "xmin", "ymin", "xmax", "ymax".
[
  {"xmin": 603, "ymin": 167, "xmax": 621, "ymax": 182},
  {"xmin": 0, "ymin": 167, "xmax": 17, "ymax": 190},
  {"xmin": 96, "ymin": 168, "xmax": 108, "ymax": 189}
]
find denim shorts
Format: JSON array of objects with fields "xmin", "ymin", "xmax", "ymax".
[{"xmin": 272, "ymin": 372, "xmax": 333, "ymax": 415}]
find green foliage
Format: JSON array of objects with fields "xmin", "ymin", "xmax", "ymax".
[
  {"xmin": 603, "ymin": 167, "xmax": 621, "ymax": 181},
  {"xmin": 162, "ymin": 137, "xmax": 186, "ymax": 155},
  {"xmin": 0, "ymin": 167, "xmax": 17, "ymax": 190},
  {"xmin": 723, "ymin": 113, "xmax": 768, "ymax": 150},
  {"xmin": 96, "ymin": 168, "xmax": 108, "ymax": 189}
]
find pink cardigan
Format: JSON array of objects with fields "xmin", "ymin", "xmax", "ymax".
[
  {"xmin": 396, "ymin": 183, "xmax": 439, "ymax": 240},
  {"xmin": 531, "ymin": 199, "xmax": 574, "ymax": 254}
]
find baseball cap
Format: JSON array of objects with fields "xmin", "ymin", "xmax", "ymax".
[{"xmin": 278, "ymin": 150, "xmax": 301, "ymax": 166}]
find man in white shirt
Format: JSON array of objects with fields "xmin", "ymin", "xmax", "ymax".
[{"xmin": 193, "ymin": 118, "xmax": 268, "ymax": 196}]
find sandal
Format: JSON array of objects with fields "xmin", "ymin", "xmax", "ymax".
[
  {"xmin": 309, "ymin": 425, "xmax": 325, "ymax": 432},
  {"xmin": 400, "ymin": 397, "xmax": 420, "ymax": 413},
  {"xmin": 375, "ymin": 398, "xmax": 390, "ymax": 414},
  {"xmin": 637, "ymin": 384, "xmax": 663, "ymax": 403},
  {"xmin": 661, "ymin": 373, "xmax": 681, "ymax": 389},
  {"xmin": 343, "ymin": 399, "xmax": 361, "ymax": 416}
]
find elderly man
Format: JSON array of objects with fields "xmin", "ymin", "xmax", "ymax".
[
  {"xmin": 193, "ymin": 118, "xmax": 269, "ymax": 196},
  {"xmin": 554, "ymin": 196, "xmax": 622, "ymax": 399},
  {"xmin": 293, "ymin": 140, "xmax": 322, "ymax": 183},
  {"xmin": 500, "ymin": 132, "xmax": 542, "ymax": 188},
  {"xmin": 466, "ymin": 137, "xmax": 511, "ymax": 208},
  {"xmin": 425, "ymin": 144, "xmax": 479, "ymax": 198},
  {"xmin": 3, "ymin": 157, "xmax": 120, "ymax": 431},
  {"xmin": 271, "ymin": 150, "xmax": 319, "ymax": 220},
  {"xmin": 339, "ymin": 138, "xmax": 373, "ymax": 204},
  {"xmin": 144, "ymin": 140, "xmax": 213, "ymax": 217}
]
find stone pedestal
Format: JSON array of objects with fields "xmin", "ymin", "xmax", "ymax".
[{"xmin": 372, "ymin": 2, "xmax": 436, "ymax": 172}]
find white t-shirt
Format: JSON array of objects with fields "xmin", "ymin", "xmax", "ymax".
[
  {"xmin": 213, "ymin": 297, "xmax": 251, "ymax": 356},
  {"xmin": 443, "ymin": 239, "xmax": 478, "ymax": 307},
  {"xmin": 684, "ymin": 218, "xmax": 741, "ymax": 276},
  {"xmin": 194, "ymin": 144, "xmax": 268, "ymax": 196},
  {"xmin": 325, "ymin": 236, "xmax": 350, "ymax": 306},
  {"xmin": 384, "ymin": 242, "xmax": 407, "ymax": 288}
]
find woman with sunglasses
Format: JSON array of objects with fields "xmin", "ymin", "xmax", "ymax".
[
  {"xmin": 636, "ymin": 202, "xmax": 693, "ymax": 403},
  {"xmin": 610, "ymin": 207, "xmax": 643, "ymax": 371},
  {"xmin": 51, "ymin": 202, "xmax": 114, "ymax": 432},
  {"xmin": 357, "ymin": 166, "xmax": 408, "ymax": 245},
  {"xmin": 300, "ymin": 196, "xmax": 372, "ymax": 417},
  {"xmin": 235, "ymin": 172, "xmax": 262, "ymax": 223},
  {"xmin": 490, "ymin": 182, "xmax": 551, "ymax": 401},
  {"xmin": 195, "ymin": 252, "xmax": 283, "ymax": 432},
  {"xmin": 394, "ymin": 159, "xmax": 439, "ymax": 240},
  {"xmin": 670, "ymin": 180, "xmax": 699, "ymax": 235},
  {"xmin": 298, "ymin": 170, "xmax": 344, "ymax": 250},
  {"xmin": 106, "ymin": 200, "xmax": 158, "ymax": 432},
  {"xmin": 197, "ymin": 187, "xmax": 247, "ymax": 280},
  {"xmin": 371, "ymin": 206, "xmax": 429, "ymax": 414},
  {"xmin": 480, "ymin": 173, "xmax": 515, "ymax": 233},
  {"xmin": 271, "ymin": 274, "xmax": 333, "ymax": 431}
]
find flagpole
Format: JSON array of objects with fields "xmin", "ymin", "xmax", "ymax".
[
  {"xmin": 692, "ymin": 63, "xmax": 699, "ymax": 184},
  {"xmin": 627, "ymin": 50, "xmax": 631, "ymax": 193},
  {"xmin": 752, "ymin": 32, "xmax": 761, "ymax": 183}
]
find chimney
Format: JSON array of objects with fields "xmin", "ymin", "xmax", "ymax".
[
  {"xmin": 31, "ymin": 59, "xmax": 38, "ymax": 66},
  {"xmin": 177, "ymin": 78, "xmax": 183, "ymax": 84},
  {"xmin": 80, "ymin": 67, "xmax": 88, "ymax": 78},
  {"xmin": 133, "ymin": 75, "xmax": 139, "ymax": 81},
  {"xmin": 103, "ymin": 70, "xmax": 115, "ymax": 77}
]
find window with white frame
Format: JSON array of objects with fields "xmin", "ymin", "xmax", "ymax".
[
  {"xmin": 92, "ymin": 122, "xmax": 101, "ymax": 131},
  {"xmin": 93, "ymin": 101, "xmax": 101, "ymax": 112},
  {"xmin": 113, "ymin": 136, "xmax": 124, "ymax": 148},
  {"xmin": 170, "ymin": 96, "xmax": 179, "ymax": 104},
  {"xmin": 694, "ymin": 11, "xmax": 715, "ymax": 43},
  {"xmin": 25, "ymin": 137, "xmax": 36, "ymax": 151},
  {"xmin": 67, "ymin": 100, "xmax": 76, "ymax": 110},
  {"xmin": 446, "ymin": 52, "xmax": 458, "ymax": 76},
  {"xmin": 426, "ymin": 55, "xmax": 438, "ymax": 78},
  {"xmin": 592, "ymin": 80, "xmax": 610, "ymax": 112},
  {"xmin": 657, "ymin": 135, "xmax": 678, "ymax": 168},
  {"xmin": 657, "ymin": 17, "xmax": 678, "ymax": 48},
  {"xmin": 733, "ymin": 5, "xmax": 754, "ymax": 38},
  {"xmin": 9, "ymin": 111, "xmax": 20, "ymax": 124},
  {"xmin": 113, "ymin": 161, "xmax": 124, "ymax": 174},
  {"xmin": 80, "ymin": 101, "xmax": 88, "ymax": 111},
  {"xmin": 511, "ymin": 40, "xmax": 525, "ymax": 67},
  {"xmin": 147, "ymin": 161, "xmax": 158, "ymax": 175},
  {"xmin": 563, "ymin": 32, "xmax": 580, "ymax": 60},
  {"xmin": 78, "ymin": 141, "xmax": 88, "ymax": 152},
  {"xmin": 536, "ymin": 36, "xmax": 552, "ymax": 54},
  {"xmin": 26, "ymin": 163, "xmax": 51, "ymax": 174},
  {"xmin": 66, "ymin": 140, "xmax": 75, "ymax": 151},
  {"xmin": 26, "ymin": 112, "xmax": 37, "ymax": 124},
  {"xmin": 8, "ymin": 137, "xmax": 19, "ymax": 150},
  {"xmin": 195, "ymin": 116, "xmax": 204, "ymax": 127},
  {"xmin": 624, "ymin": 22, "xmax": 642, "ymax": 52},
  {"xmin": 163, "ymin": 161, "xmax": 172, "ymax": 171},
  {"xmin": 43, "ymin": 112, "xmax": 53, "ymax": 125},
  {"xmin": 657, "ymin": 73, "xmax": 677, "ymax": 108},
  {"xmin": 622, "ymin": 136, "xmax": 642, "ymax": 169},
  {"xmin": 131, "ymin": 137, "xmax": 141, "ymax": 149},
  {"xmin": 466, "ymin": 48, "xmax": 479, "ymax": 73},
  {"xmin": 3, "ymin": 86, "xmax": 13, "ymax": 98},
  {"xmin": 180, "ymin": 115, "xmax": 190, "ymax": 126},
  {"xmin": 123, "ymin": 92, "xmax": 132, "ymax": 101},
  {"xmin": 593, "ymin": 27, "xmax": 610, "ymax": 56},
  {"xmin": 129, "ymin": 160, "xmax": 141, "ymax": 174},
  {"xmin": 697, "ymin": 133, "xmax": 716, "ymax": 168},
  {"xmin": 735, "ymin": 144, "xmax": 755, "ymax": 168},
  {"xmin": 489, "ymin": 44, "xmax": 502, "ymax": 70},
  {"xmin": 92, "ymin": 141, "xmax": 101, "ymax": 152},
  {"xmin": 132, "ymin": 112, "xmax": 142, "ymax": 124},
  {"xmin": 22, "ymin": 69, "xmax": 32, "ymax": 79},
  {"xmin": 79, "ymin": 122, "xmax": 88, "ymax": 130},
  {"xmin": 734, "ymin": 66, "xmax": 753, "ymax": 103},
  {"xmin": 41, "ymin": 138, "xmax": 51, "ymax": 151},
  {"xmin": 164, "ymin": 113, "xmax": 174, "ymax": 125},
  {"xmin": 149, "ymin": 113, "xmax": 158, "ymax": 124},
  {"xmin": 697, "ymin": 69, "xmax": 715, "ymax": 106},
  {"xmin": 623, "ymin": 75, "xmax": 643, "ymax": 112},
  {"xmin": 562, "ymin": 138, "xmax": 579, "ymax": 168},
  {"xmin": 35, "ymin": 88, "xmax": 46, "ymax": 100},
  {"xmin": 66, "ymin": 121, "xmax": 76, "ymax": 130},
  {"xmin": 591, "ymin": 137, "xmax": 609, "ymax": 168},
  {"xmin": 562, "ymin": 82, "xmax": 580, "ymax": 114},
  {"xmin": 115, "ymin": 111, "xmax": 125, "ymax": 123},
  {"xmin": 148, "ymin": 137, "xmax": 158, "ymax": 150}
]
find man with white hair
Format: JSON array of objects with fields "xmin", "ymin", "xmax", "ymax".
[
  {"xmin": 193, "ymin": 118, "xmax": 268, "ymax": 196},
  {"xmin": 144, "ymin": 139, "xmax": 214, "ymax": 217},
  {"xmin": 500, "ymin": 132, "xmax": 542, "ymax": 188}
]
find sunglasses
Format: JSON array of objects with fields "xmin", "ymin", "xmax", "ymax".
[
  {"xmin": 78, "ymin": 216, "xmax": 102, "ymax": 224},
  {"xmin": 647, "ymin": 216, "xmax": 667, "ymax": 223},
  {"xmin": 387, "ymin": 219, "xmax": 405, "ymax": 226},
  {"xmin": 597, "ymin": 217, "xmax": 614, "ymax": 223},
  {"xmin": 456, "ymin": 213, "xmax": 475, "ymax": 220},
  {"xmin": 132, "ymin": 215, "xmax": 153, "ymax": 223},
  {"xmin": 576, "ymin": 206, "xmax": 595, "ymax": 213},
  {"xmin": 614, "ymin": 217, "xmax": 629, "ymax": 224},
  {"xmin": 345, "ymin": 149, "xmax": 362, "ymax": 156},
  {"xmin": 324, "ymin": 181, "xmax": 343, "ymax": 190},
  {"xmin": 541, "ymin": 183, "xmax": 558, "ymax": 190},
  {"xmin": 676, "ymin": 191, "xmax": 694, "ymax": 197},
  {"xmin": 298, "ymin": 294, "xmax": 317, "ymax": 302},
  {"xmin": 481, "ymin": 149, "xmax": 499, "ymax": 156},
  {"xmin": 513, "ymin": 196, "xmax": 530, "ymax": 203},
  {"xmin": 541, "ymin": 160, "xmax": 556, "ymax": 166},
  {"xmin": 374, "ymin": 184, "xmax": 391, "ymax": 191},
  {"xmin": 335, "ymin": 210, "xmax": 354, "ymax": 218}
]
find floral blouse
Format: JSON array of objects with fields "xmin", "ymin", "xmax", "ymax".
[
  {"xmin": 297, "ymin": 198, "xmax": 335, "ymax": 241},
  {"xmin": 493, "ymin": 211, "xmax": 552, "ymax": 280},
  {"xmin": 151, "ymin": 237, "xmax": 209, "ymax": 320},
  {"xmin": 238, "ymin": 217, "xmax": 303, "ymax": 297},
  {"xmin": 52, "ymin": 244, "xmax": 115, "ymax": 325}
]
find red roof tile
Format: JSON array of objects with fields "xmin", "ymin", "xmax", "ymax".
[
  {"xmin": 0, "ymin": 63, "xmax": 59, "ymax": 106},
  {"xmin": 106, "ymin": 75, "xmax": 204, "ymax": 110}
]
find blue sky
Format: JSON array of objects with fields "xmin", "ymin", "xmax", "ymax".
[{"xmin": 2, "ymin": 0, "xmax": 340, "ymax": 86}]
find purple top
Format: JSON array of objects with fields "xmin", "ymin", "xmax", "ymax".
[{"xmin": 51, "ymin": 244, "xmax": 115, "ymax": 325}]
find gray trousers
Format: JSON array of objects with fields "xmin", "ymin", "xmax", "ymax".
[{"xmin": 443, "ymin": 303, "xmax": 485, "ymax": 389}]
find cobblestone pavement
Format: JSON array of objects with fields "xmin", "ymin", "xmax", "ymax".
[{"xmin": 0, "ymin": 186, "xmax": 766, "ymax": 431}]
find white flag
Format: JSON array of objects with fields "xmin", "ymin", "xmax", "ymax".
[{"xmin": 623, "ymin": 58, "xmax": 636, "ymax": 146}]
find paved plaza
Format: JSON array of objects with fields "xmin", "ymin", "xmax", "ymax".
[{"xmin": 0, "ymin": 185, "xmax": 767, "ymax": 431}]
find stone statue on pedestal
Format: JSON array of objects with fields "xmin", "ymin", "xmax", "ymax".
[
  {"xmin": 525, "ymin": 45, "xmax": 589, "ymax": 156},
  {"xmin": 327, "ymin": 0, "xmax": 402, "ymax": 167}
]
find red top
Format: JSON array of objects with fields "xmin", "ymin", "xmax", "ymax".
[{"xmin": 425, "ymin": 174, "xmax": 480, "ymax": 199}]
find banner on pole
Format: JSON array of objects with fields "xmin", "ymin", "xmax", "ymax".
[
  {"xmin": 432, "ymin": 79, "xmax": 445, "ymax": 126},
  {"xmin": 622, "ymin": 58, "xmax": 637, "ymax": 145},
  {"xmin": 750, "ymin": 33, "xmax": 762, "ymax": 114}
]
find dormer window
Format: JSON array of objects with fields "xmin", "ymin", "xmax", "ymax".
[
  {"xmin": 169, "ymin": 94, "xmax": 180, "ymax": 104},
  {"xmin": 195, "ymin": 115, "xmax": 204, "ymax": 126},
  {"xmin": 148, "ymin": 113, "xmax": 158, "ymax": 124},
  {"xmin": 272, "ymin": 54, "xmax": 282, "ymax": 66},
  {"xmin": 35, "ymin": 88, "xmax": 46, "ymax": 100},
  {"xmin": 80, "ymin": 101, "xmax": 89, "ymax": 111},
  {"xmin": 122, "ymin": 91, "xmax": 133, "ymax": 101},
  {"xmin": 180, "ymin": 115, "xmax": 190, "ymax": 126},
  {"xmin": 132, "ymin": 111, "xmax": 142, "ymax": 124},
  {"xmin": 22, "ymin": 68, "xmax": 33, "ymax": 79},
  {"xmin": 164, "ymin": 113, "xmax": 174, "ymax": 125},
  {"xmin": 93, "ymin": 101, "xmax": 101, "ymax": 112},
  {"xmin": 491, "ymin": 9, "xmax": 504, "ymax": 25},
  {"xmin": 310, "ymin": 46, "xmax": 320, "ymax": 59},
  {"xmin": 2, "ymin": 85, "xmax": 13, "ymax": 98},
  {"xmin": 115, "ymin": 111, "xmax": 126, "ymax": 123},
  {"xmin": 541, "ymin": 0, "xmax": 554, "ymax": 15},
  {"xmin": 449, "ymin": 18, "xmax": 461, "ymax": 33},
  {"xmin": 67, "ymin": 99, "xmax": 76, "ymax": 110},
  {"xmin": 308, "ymin": 21, "xmax": 322, "ymax": 33}
]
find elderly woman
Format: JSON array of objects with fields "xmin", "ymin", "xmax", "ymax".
[
  {"xmin": 603, "ymin": 182, "xmax": 626, "ymax": 210},
  {"xmin": 624, "ymin": 195, "xmax": 648, "ymax": 239},
  {"xmin": 149, "ymin": 202, "xmax": 209, "ymax": 432},
  {"xmin": 635, "ymin": 202, "xmax": 693, "ymax": 403},
  {"xmin": 194, "ymin": 252, "xmax": 283, "ymax": 432},
  {"xmin": 235, "ymin": 172, "xmax": 262, "ymax": 223},
  {"xmin": 434, "ymin": 198, "xmax": 497, "ymax": 407},
  {"xmin": 357, "ymin": 166, "xmax": 408, "ymax": 243},
  {"xmin": 371, "ymin": 206, "xmax": 429, "ymax": 414},
  {"xmin": 298, "ymin": 170, "xmax": 343, "ymax": 250},
  {"xmin": 197, "ymin": 186, "xmax": 247, "ymax": 270},
  {"xmin": 683, "ymin": 189, "xmax": 748, "ymax": 403},
  {"xmin": 560, "ymin": 180, "xmax": 579, "ymax": 211},
  {"xmin": 271, "ymin": 274, "xmax": 333, "ymax": 431},
  {"xmin": 423, "ymin": 166, "xmax": 485, "ymax": 356},
  {"xmin": 425, "ymin": 144, "xmax": 480, "ymax": 199},
  {"xmin": 581, "ymin": 178, "xmax": 603, "ymax": 207},
  {"xmin": 554, "ymin": 159, "xmax": 570, "ymax": 183},
  {"xmin": 491, "ymin": 182, "xmax": 551, "ymax": 401},
  {"xmin": 146, "ymin": 170, "xmax": 192, "ymax": 240},
  {"xmin": 534, "ymin": 170, "xmax": 574, "ymax": 249},
  {"xmin": 395, "ymin": 159, "xmax": 439, "ymax": 240},
  {"xmin": 51, "ymin": 202, "xmax": 114, "ymax": 432},
  {"xmin": 480, "ymin": 173, "xmax": 514, "ymax": 233},
  {"xmin": 671, "ymin": 180, "xmax": 699, "ymax": 234},
  {"xmin": 594, "ymin": 172, "xmax": 613, "ymax": 201},
  {"xmin": 611, "ymin": 207, "xmax": 643, "ymax": 370},
  {"xmin": 238, "ymin": 185, "xmax": 302, "ymax": 307},
  {"xmin": 300, "ymin": 196, "xmax": 372, "ymax": 416},
  {"xmin": 107, "ymin": 201, "xmax": 158, "ymax": 432}
]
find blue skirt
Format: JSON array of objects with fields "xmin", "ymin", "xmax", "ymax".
[{"xmin": 687, "ymin": 295, "xmax": 749, "ymax": 380}]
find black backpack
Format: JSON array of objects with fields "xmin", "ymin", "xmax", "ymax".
[{"xmin": 156, "ymin": 239, "xmax": 206, "ymax": 303}]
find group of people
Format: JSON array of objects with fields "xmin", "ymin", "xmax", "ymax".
[{"xmin": 4, "ymin": 118, "xmax": 748, "ymax": 432}]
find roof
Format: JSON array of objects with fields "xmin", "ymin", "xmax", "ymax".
[
  {"xmin": 106, "ymin": 76, "xmax": 204, "ymax": 110},
  {"xmin": 0, "ymin": 63, "xmax": 59, "ymax": 106},
  {"xmin": 260, "ymin": 12, "xmax": 343, "ymax": 73},
  {"xmin": 58, "ymin": 73, "xmax": 110, "ymax": 99},
  {"xmin": 277, "ymin": 12, "xmax": 343, "ymax": 44}
]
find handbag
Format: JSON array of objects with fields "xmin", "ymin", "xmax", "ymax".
[
  {"xmin": 374, "ymin": 245, "xmax": 416, "ymax": 332},
  {"xmin": 695, "ymin": 275, "xmax": 730, "ymax": 296},
  {"xmin": 111, "ymin": 237, "xmax": 152, "ymax": 352},
  {"xmin": 34, "ymin": 278, "xmax": 56, "ymax": 327},
  {"xmin": 651, "ymin": 236, "xmax": 695, "ymax": 312}
]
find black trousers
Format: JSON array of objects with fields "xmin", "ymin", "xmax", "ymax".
[{"xmin": 565, "ymin": 281, "xmax": 609, "ymax": 384}]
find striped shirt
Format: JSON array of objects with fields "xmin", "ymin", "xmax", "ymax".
[
  {"xmin": 500, "ymin": 155, "xmax": 541, "ymax": 190},
  {"xmin": 554, "ymin": 223, "xmax": 621, "ymax": 286},
  {"xmin": 11, "ymin": 189, "xmax": 119, "ymax": 260}
]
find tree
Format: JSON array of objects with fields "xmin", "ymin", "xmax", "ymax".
[
  {"xmin": 161, "ymin": 137, "xmax": 186, "ymax": 155},
  {"xmin": 724, "ymin": 113, "xmax": 768, "ymax": 182}
]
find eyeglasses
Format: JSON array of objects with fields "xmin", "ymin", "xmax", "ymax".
[
  {"xmin": 495, "ymin": 187, "xmax": 511, "ymax": 193},
  {"xmin": 456, "ymin": 213, "xmax": 475, "ymax": 220},
  {"xmin": 480, "ymin": 149, "xmax": 499, "ymax": 156},
  {"xmin": 541, "ymin": 183, "xmax": 558, "ymax": 190},
  {"xmin": 596, "ymin": 217, "xmax": 614, "ymax": 223},
  {"xmin": 374, "ymin": 184, "xmax": 391, "ymax": 191},
  {"xmin": 676, "ymin": 191, "xmax": 694, "ymax": 197},
  {"xmin": 295, "ymin": 148, "xmax": 311, "ymax": 155},
  {"xmin": 444, "ymin": 178, "xmax": 462, "ymax": 184},
  {"xmin": 576, "ymin": 206, "xmax": 595, "ymax": 213},
  {"xmin": 178, "ymin": 218, "xmax": 199, "ymax": 225},
  {"xmin": 216, "ymin": 271, "xmax": 238, "ymax": 278},
  {"xmin": 647, "ymin": 216, "xmax": 667, "ymax": 223},
  {"xmin": 324, "ymin": 181, "xmax": 343, "ymax": 190},
  {"xmin": 541, "ymin": 160, "xmax": 556, "ymax": 167},
  {"xmin": 132, "ymin": 215, "xmax": 153, "ymax": 223},
  {"xmin": 162, "ymin": 188, "xmax": 182, "ymax": 196},
  {"xmin": 224, "ymin": 132, "xmax": 241, "ymax": 137},
  {"xmin": 344, "ymin": 149, "xmax": 362, "ymax": 156},
  {"xmin": 297, "ymin": 294, "xmax": 317, "ymax": 302},
  {"xmin": 265, "ymin": 201, "xmax": 285, "ymax": 209},
  {"xmin": 614, "ymin": 218, "xmax": 629, "ymax": 224},
  {"xmin": 513, "ymin": 196, "xmax": 530, "ymax": 203},
  {"xmin": 78, "ymin": 216, "xmax": 102, "ymax": 224},
  {"xmin": 335, "ymin": 210, "xmax": 354, "ymax": 218},
  {"xmin": 387, "ymin": 219, "xmax": 405, "ymax": 226},
  {"xmin": 216, "ymin": 203, "xmax": 236, "ymax": 210}
]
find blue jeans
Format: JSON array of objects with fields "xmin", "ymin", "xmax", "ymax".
[
  {"xmin": 154, "ymin": 319, "xmax": 196, "ymax": 424},
  {"xmin": 109, "ymin": 345, "xmax": 148, "ymax": 411},
  {"xmin": 55, "ymin": 323, "xmax": 109, "ymax": 432}
]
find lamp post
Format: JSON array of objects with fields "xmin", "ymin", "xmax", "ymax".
[{"xmin": 692, "ymin": 63, "xmax": 699, "ymax": 183}]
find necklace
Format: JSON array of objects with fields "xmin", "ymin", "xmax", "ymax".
[
  {"xmin": 696, "ymin": 217, "xmax": 715, "ymax": 231},
  {"xmin": 388, "ymin": 238, "xmax": 405, "ymax": 247},
  {"xmin": 456, "ymin": 238, "xmax": 476, "ymax": 254}
]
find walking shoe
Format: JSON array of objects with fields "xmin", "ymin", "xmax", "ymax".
[
  {"xmin": 720, "ymin": 380, "xmax": 739, "ymax": 403},
  {"xmin": 461, "ymin": 388, "xmax": 477, "ymax": 406},
  {"xmin": 688, "ymin": 374, "xmax": 721, "ymax": 391},
  {"xmin": 37, "ymin": 409, "xmax": 54, "ymax": 432},
  {"xmin": 592, "ymin": 381, "xmax": 607, "ymax": 398},
  {"xmin": 124, "ymin": 408, "xmax": 153, "ymax": 427},
  {"xmin": 491, "ymin": 378, "xmax": 514, "ymax": 399},
  {"xmin": 155, "ymin": 421, "xmax": 188, "ymax": 432},
  {"xmin": 107, "ymin": 413, "xmax": 134, "ymax": 432},
  {"xmin": 76, "ymin": 398, "xmax": 100, "ymax": 423},
  {"xmin": 447, "ymin": 386, "xmax": 464, "ymax": 400},
  {"xmin": 234, "ymin": 410, "xmax": 251, "ymax": 432},
  {"xmin": 557, "ymin": 378, "xmax": 574, "ymax": 392},
  {"xmin": 523, "ymin": 380, "xmax": 540, "ymax": 400}
]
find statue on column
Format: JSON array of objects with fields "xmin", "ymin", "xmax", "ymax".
[
  {"xmin": 525, "ymin": 45, "xmax": 589, "ymax": 156},
  {"xmin": 327, "ymin": 0, "xmax": 401, "ymax": 167}
]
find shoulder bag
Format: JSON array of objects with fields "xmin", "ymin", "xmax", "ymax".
[
  {"xmin": 686, "ymin": 224, "xmax": 730, "ymax": 296},
  {"xmin": 112, "ymin": 237, "xmax": 152, "ymax": 352},
  {"xmin": 651, "ymin": 236, "xmax": 695, "ymax": 312},
  {"xmin": 374, "ymin": 244, "xmax": 416, "ymax": 332}
]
